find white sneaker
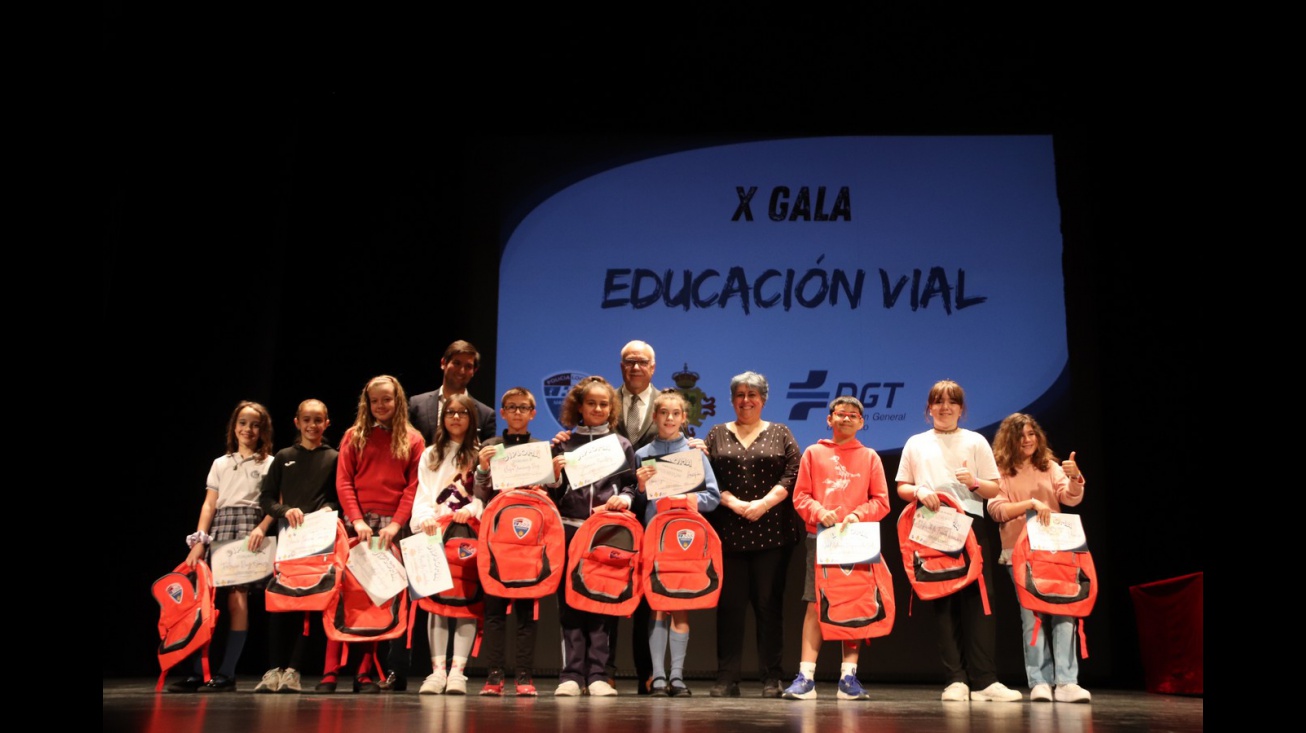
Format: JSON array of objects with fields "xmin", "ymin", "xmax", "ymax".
[
  {"xmin": 445, "ymin": 672, "xmax": 468, "ymax": 695},
  {"xmin": 1055, "ymin": 683, "xmax": 1092, "ymax": 703},
  {"xmin": 971, "ymin": 682, "xmax": 1022, "ymax": 702},
  {"xmin": 279, "ymin": 668, "xmax": 302, "ymax": 693},
  {"xmin": 941, "ymin": 682, "xmax": 970, "ymax": 701},
  {"xmin": 254, "ymin": 668, "xmax": 282, "ymax": 694},
  {"xmin": 587, "ymin": 679, "xmax": 618, "ymax": 697},
  {"xmin": 554, "ymin": 680, "xmax": 582, "ymax": 697},
  {"xmin": 420, "ymin": 670, "xmax": 447, "ymax": 695},
  {"xmin": 1030, "ymin": 683, "xmax": 1053, "ymax": 702}
]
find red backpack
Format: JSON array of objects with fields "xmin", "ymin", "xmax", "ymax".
[
  {"xmin": 641, "ymin": 495, "xmax": 723, "ymax": 611},
  {"xmin": 896, "ymin": 491, "xmax": 990, "ymax": 614},
  {"xmin": 1011, "ymin": 520, "xmax": 1097, "ymax": 657},
  {"xmin": 478, "ymin": 488, "xmax": 565, "ymax": 600},
  {"xmin": 324, "ymin": 537, "xmax": 409, "ymax": 644},
  {"xmin": 408, "ymin": 517, "xmax": 485, "ymax": 653},
  {"xmin": 265, "ymin": 519, "xmax": 349, "ymax": 613},
  {"xmin": 565, "ymin": 508, "xmax": 644, "ymax": 616},
  {"xmin": 815, "ymin": 555, "xmax": 896, "ymax": 641},
  {"xmin": 151, "ymin": 560, "xmax": 218, "ymax": 691}
]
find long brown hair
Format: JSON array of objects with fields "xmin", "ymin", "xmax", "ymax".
[
  {"xmin": 347, "ymin": 374, "xmax": 417, "ymax": 460},
  {"xmin": 993, "ymin": 412, "xmax": 1056, "ymax": 476},
  {"xmin": 225, "ymin": 400, "xmax": 274, "ymax": 460},
  {"xmin": 428, "ymin": 393, "xmax": 481, "ymax": 472}
]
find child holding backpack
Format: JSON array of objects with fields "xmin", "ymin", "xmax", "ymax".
[
  {"xmin": 166, "ymin": 401, "xmax": 276, "ymax": 693},
  {"xmin": 548, "ymin": 376, "xmax": 639, "ymax": 697},
  {"xmin": 895, "ymin": 380, "xmax": 1022, "ymax": 703},
  {"xmin": 254, "ymin": 398, "xmax": 339, "ymax": 694},
  {"xmin": 783, "ymin": 396, "xmax": 889, "ymax": 701},
  {"xmin": 321, "ymin": 375, "xmax": 424, "ymax": 693},
  {"xmin": 633, "ymin": 389, "xmax": 720, "ymax": 697},
  {"xmin": 989, "ymin": 413, "xmax": 1090, "ymax": 703},
  {"xmin": 410, "ymin": 393, "xmax": 483, "ymax": 695},
  {"xmin": 471, "ymin": 387, "xmax": 547, "ymax": 697}
]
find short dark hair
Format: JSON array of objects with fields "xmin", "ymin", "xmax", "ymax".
[{"xmin": 442, "ymin": 340, "xmax": 481, "ymax": 369}]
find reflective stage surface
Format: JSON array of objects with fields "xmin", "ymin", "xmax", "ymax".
[{"xmin": 105, "ymin": 678, "xmax": 1202, "ymax": 733}]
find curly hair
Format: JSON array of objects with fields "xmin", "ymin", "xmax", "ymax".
[
  {"xmin": 559, "ymin": 375, "xmax": 619, "ymax": 430},
  {"xmin": 992, "ymin": 412, "xmax": 1056, "ymax": 476}
]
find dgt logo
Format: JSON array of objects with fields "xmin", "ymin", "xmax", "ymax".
[{"xmin": 786, "ymin": 370, "xmax": 905, "ymax": 421}]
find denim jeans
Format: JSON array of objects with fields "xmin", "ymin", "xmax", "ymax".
[{"xmin": 1005, "ymin": 566, "xmax": 1078, "ymax": 687}]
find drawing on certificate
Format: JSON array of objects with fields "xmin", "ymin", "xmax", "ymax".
[
  {"xmin": 908, "ymin": 504, "xmax": 973, "ymax": 553},
  {"xmin": 563, "ymin": 434, "xmax": 628, "ymax": 489},
  {"xmin": 491, "ymin": 441, "xmax": 555, "ymax": 491},
  {"xmin": 644, "ymin": 450, "xmax": 705, "ymax": 500},
  {"xmin": 275, "ymin": 510, "xmax": 339, "ymax": 561},
  {"xmin": 1024, "ymin": 511, "xmax": 1088, "ymax": 552},
  {"xmin": 400, "ymin": 532, "xmax": 454, "ymax": 599},
  {"xmin": 211, "ymin": 536, "xmax": 277, "ymax": 587},
  {"xmin": 347, "ymin": 543, "xmax": 409, "ymax": 607},
  {"xmin": 816, "ymin": 522, "xmax": 881, "ymax": 564}
]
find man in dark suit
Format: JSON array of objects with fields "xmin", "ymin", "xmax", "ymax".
[
  {"xmin": 409, "ymin": 340, "xmax": 497, "ymax": 447},
  {"xmin": 613, "ymin": 339, "xmax": 658, "ymax": 693}
]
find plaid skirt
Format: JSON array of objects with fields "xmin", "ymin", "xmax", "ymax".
[
  {"xmin": 356, "ymin": 512, "xmax": 412, "ymax": 544},
  {"xmin": 209, "ymin": 505, "xmax": 266, "ymax": 593}
]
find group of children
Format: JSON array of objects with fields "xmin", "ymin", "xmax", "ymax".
[{"xmin": 169, "ymin": 374, "xmax": 1090, "ymax": 704}]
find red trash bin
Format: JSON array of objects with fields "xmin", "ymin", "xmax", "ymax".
[{"xmin": 1129, "ymin": 572, "xmax": 1203, "ymax": 695}]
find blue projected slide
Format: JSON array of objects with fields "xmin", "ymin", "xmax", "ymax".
[{"xmin": 495, "ymin": 136, "xmax": 1066, "ymax": 452}]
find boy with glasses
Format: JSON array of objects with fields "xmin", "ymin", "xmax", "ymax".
[{"xmin": 782, "ymin": 397, "xmax": 889, "ymax": 701}]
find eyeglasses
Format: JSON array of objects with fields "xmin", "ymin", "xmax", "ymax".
[
  {"xmin": 502, "ymin": 404, "xmax": 534, "ymax": 413},
  {"xmin": 621, "ymin": 358, "xmax": 652, "ymax": 368},
  {"xmin": 832, "ymin": 412, "xmax": 863, "ymax": 421},
  {"xmin": 445, "ymin": 410, "xmax": 470, "ymax": 418}
]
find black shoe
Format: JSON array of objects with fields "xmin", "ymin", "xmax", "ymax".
[
  {"xmin": 710, "ymin": 681, "xmax": 741, "ymax": 698},
  {"xmin": 379, "ymin": 670, "xmax": 407, "ymax": 692},
  {"xmin": 198, "ymin": 674, "xmax": 236, "ymax": 693},
  {"xmin": 650, "ymin": 676, "xmax": 669, "ymax": 697},
  {"xmin": 166, "ymin": 675, "xmax": 203, "ymax": 693},
  {"xmin": 315, "ymin": 674, "xmax": 338, "ymax": 693},
  {"xmin": 762, "ymin": 679, "xmax": 782, "ymax": 698},
  {"xmin": 354, "ymin": 676, "xmax": 380, "ymax": 694},
  {"xmin": 669, "ymin": 679, "xmax": 691, "ymax": 697}
]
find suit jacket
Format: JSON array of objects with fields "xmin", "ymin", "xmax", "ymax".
[
  {"xmin": 616, "ymin": 383, "xmax": 659, "ymax": 452},
  {"xmin": 409, "ymin": 388, "xmax": 497, "ymax": 446}
]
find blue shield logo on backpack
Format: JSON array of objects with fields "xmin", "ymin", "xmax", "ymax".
[
  {"xmin": 513, "ymin": 516, "xmax": 532, "ymax": 539},
  {"xmin": 677, "ymin": 529, "xmax": 695, "ymax": 551}
]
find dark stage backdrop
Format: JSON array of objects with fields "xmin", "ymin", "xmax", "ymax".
[{"xmin": 101, "ymin": 81, "xmax": 1201, "ymax": 687}]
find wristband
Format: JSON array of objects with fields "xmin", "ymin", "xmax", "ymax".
[{"xmin": 186, "ymin": 530, "xmax": 212, "ymax": 548}]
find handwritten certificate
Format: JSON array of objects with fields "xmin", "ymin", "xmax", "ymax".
[
  {"xmin": 908, "ymin": 505, "xmax": 974, "ymax": 553},
  {"xmin": 816, "ymin": 522, "xmax": 881, "ymax": 564},
  {"xmin": 211, "ymin": 537, "xmax": 276, "ymax": 587},
  {"xmin": 644, "ymin": 450, "xmax": 706, "ymax": 500},
  {"xmin": 491, "ymin": 442, "xmax": 555, "ymax": 491},
  {"xmin": 939, "ymin": 481, "xmax": 985, "ymax": 517},
  {"xmin": 400, "ymin": 532, "xmax": 454, "ymax": 599},
  {"xmin": 347, "ymin": 543, "xmax": 408, "ymax": 607},
  {"xmin": 275, "ymin": 510, "xmax": 339, "ymax": 561},
  {"xmin": 1025, "ymin": 511, "xmax": 1088, "ymax": 552},
  {"xmin": 563, "ymin": 434, "xmax": 628, "ymax": 489}
]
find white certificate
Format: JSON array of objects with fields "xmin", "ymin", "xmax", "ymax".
[
  {"xmin": 400, "ymin": 532, "xmax": 454, "ymax": 599},
  {"xmin": 1025, "ymin": 511, "xmax": 1088, "ymax": 552},
  {"xmin": 563, "ymin": 434, "xmax": 629, "ymax": 489},
  {"xmin": 275, "ymin": 510, "xmax": 339, "ymax": 561},
  {"xmin": 211, "ymin": 536, "xmax": 276, "ymax": 587},
  {"xmin": 347, "ymin": 543, "xmax": 408, "ymax": 607},
  {"xmin": 940, "ymin": 481, "xmax": 985, "ymax": 517},
  {"xmin": 816, "ymin": 521, "xmax": 881, "ymax": 564},
  {"xmin": 644, "ymin": 450, "xmax": 706, "ymax": 500},
  {"xmin": 908, "ymin": 504, "xmax": 974, "ymax": 553},
  {"xmin": 491, "ymin": 442, "xmax": 555, "ymax": 491}
]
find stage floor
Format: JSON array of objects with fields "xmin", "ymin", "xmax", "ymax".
[{"xmin": 104, "ymin": 677, "xmax": 1202, "ymax": 733}]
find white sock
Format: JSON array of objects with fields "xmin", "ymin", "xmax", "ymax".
[
  {"xmin": 841, "ymin": 663, "xmax": 857, "ymax": 677},
  {"xmin": 799, "ymin": 662, "xmax": 816, "ymax": 677}
]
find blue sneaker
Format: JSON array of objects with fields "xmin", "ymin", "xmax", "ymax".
[
  {"xmin": 781, "ymin": 673, "xmax": 816, "ymax": 700},
  {"xmin": 837, "ymin": 675, "xmax": 870, "ymax": 701}
]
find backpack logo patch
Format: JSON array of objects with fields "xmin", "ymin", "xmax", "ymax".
[
  {"xmin": 676, "ymin": 529, "xmax": 695, "ymax": 550},
  {"xmin": 512, "ymin": 517, "xmax": 532, "ymax": 538},
  {"xmin": 457, "ymin": 542, "xmax": 476, "ymax": 560},
  {"xmin": 166, "ymin": 582, "xmax": 184, "ymax": 603}
]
